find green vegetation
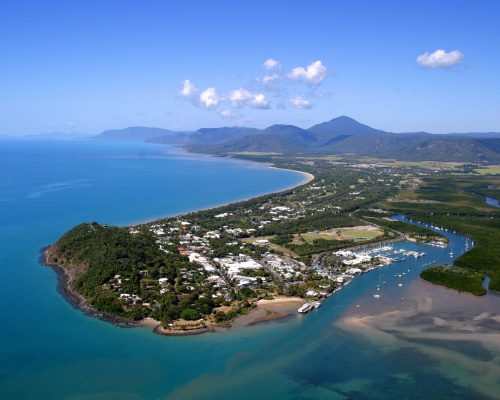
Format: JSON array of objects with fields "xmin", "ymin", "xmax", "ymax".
[
  {"xmin": 301, "ymin": 232, "xmax": 337, "ymax": 243},
  {"xmin": 55, "ymin": 223, "xmax": 218, "ymax": 322},
  {"xmin": 49, "ymin": 153, "xmax": 500, "ymax": 331},
  {"xmin": 186, "ymin": 116, "xmax": 500, "ymax": 163},
  {"xmin": 358, "ymin": 212, "xmax": 447, "ymax": 243},
  {"xmin": 50, "ymin": 157, "xmax": 408, "ymax": 327},
  {"xmin": 299, "ymin": 226, "xmax": 383, "ymax": 243},
  {"xmin": 383, "ymin": 174, "xmax": 500, "ymax": 292},
  {"xmin": 473, "ymin": 165, "xmax": 500, "ymax": 175},
  {"xmin": 176, "ymin": 161, "xmax": 399, "ymax": 261},
  {"xmin": 337, "ymin": 227, "xmax": 383, "ymax": 240},
  {"xmin": 420, "ymin": 266, "xmax": 486, "ymax": 296}
]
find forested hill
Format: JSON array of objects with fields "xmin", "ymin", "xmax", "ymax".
[
  {"xmin": 92, "ymin": 117, "xmax": 500, "ymax": 163},
  {"xmin": 187, "ymin": 118, "xmax": 500, "ymax": 163}
]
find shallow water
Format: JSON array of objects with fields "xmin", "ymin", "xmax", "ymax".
[{"xmin": 0, "ymin": 140, "xmax": 498, "ymax": 399}]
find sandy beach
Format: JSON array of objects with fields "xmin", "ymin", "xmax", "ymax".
[
  {"xmin": 137, "ymin": 296, "xmax": 306, "ymax": 335},
  {"xmin": 231, "ymin": 296, "xmax": 304, "ymax": 327},
  {"xmin": 128, "ymin": 155, "xmax": 315, "ymax": 227},
  {"xmin": 269, "ymin": 167, "xmax": 315, "ymax": 187}
]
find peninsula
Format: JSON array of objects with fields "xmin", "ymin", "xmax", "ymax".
[{"xmin": 46, "ymin": 153, "xmax": 494, "ymax": 335}]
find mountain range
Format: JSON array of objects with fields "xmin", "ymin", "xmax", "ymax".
[{"xmin": 93, "ymin": 116, "xmax": 500, "ymax": 163}]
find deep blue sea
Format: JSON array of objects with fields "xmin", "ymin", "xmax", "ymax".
[{"xmin": 0, "ymin": 140, "xmax": 498, "ymax": 399}]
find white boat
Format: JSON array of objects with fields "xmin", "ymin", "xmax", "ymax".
[
  {"xmin": 311, "ymin": 301, "xmax": 321, "ymax": 309},
  {"xmin": 298, "ymin": 303, "xmax": 313, "ymax": 313}
]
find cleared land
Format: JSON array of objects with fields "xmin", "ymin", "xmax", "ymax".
[
  {"xmin": 473, "ymin": 165, "xmax": 500, "ymax": 175},
  {"xmin": 300, "ymin": 225, "xmax": 384, "ymax": 243},
  {"xmin": 242, "ymin": 236, "xmax": 298, "ymax": 258}
]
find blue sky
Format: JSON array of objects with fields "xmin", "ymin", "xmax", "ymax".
[{"xmin": 1, "ymin": 0, "xmax": 499, "ymax": 135}]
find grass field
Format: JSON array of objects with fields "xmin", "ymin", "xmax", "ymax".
[
  {"xmin": 242, "ymin": 236, "xmax": 298, "ymax": 257},
  {"xmin": 473, "ymin": 165, "xmax": 500, "ymax": 175},
  {"xmin": 300, "ymin": 226, "xmax": 383, "ymax": 243},
  {"xmin": 301, "ymin": 232, "xmax": 337, "ymax": 243},
  {"xmin": 340, "ymin": 228, "xmax": 384, "ymax": 240}
]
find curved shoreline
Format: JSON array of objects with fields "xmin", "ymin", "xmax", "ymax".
[
  {"xmin": 40, "ymin": 161, "xmax": 315, "ymax": 336},
  {"xmin": 269, "ymin": 167, "xmax": 314, "ymax": 188},
  {"xmin": 40, "ymin": 163, "xmax": 430, "ymax": 337},
  {"xmin": 127, "ymin": 162, "xmax": 314, "ymax": 227},
  {"xmin": 41, "ymin": 152, "xmax": 459, "ymax": 337},
  {"xmin": 40, "ymin": 164, "xmax": 445, "ymax": 337}
]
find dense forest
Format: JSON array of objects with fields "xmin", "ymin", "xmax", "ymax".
[
  {"xmin": 55, "ymin": 223, "xmax": 220, "ymax": 322},
  {"xmin": 383, "ymin": 174, "xmax": 500, "ymax": 292},
  {"xmin": 420, "ymin": 266, "xmax": 486, "ymax": 296}
]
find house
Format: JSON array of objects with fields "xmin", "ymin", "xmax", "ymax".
[{"xmin": 158, "ymin": 278, "xmax": 168, "ymax": 286}]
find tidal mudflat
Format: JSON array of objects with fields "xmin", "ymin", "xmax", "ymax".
[{"xmin": 338, "ymin": 278, "xmax": 500, "ymax": 399}]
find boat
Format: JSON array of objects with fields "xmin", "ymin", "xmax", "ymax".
[{"xmin": 298, "ymin": 303, "xmax": 313, "ymax": 313}]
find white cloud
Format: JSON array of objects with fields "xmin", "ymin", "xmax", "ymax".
[
  {"xmin": 288, "ymin": 96, "xmax": 312, "ymax": 109},
  {"xmin": 259, "ymin": 73, "xmax": 281, "ymax": 87},
  {"xmin": 250, "ymin": 93, "xmax": 270, "ymax": 109},
  {"xmin": 417, "ymin": 49, "xmax": 463, "ymax": 68},
  {"xmin": 218, "ymin": 109, "xmax": 235, "ymax": 119},
  {"xmin": 288, "ymin": 60, "xmax": 329, "ymax": 86},
  {"xmin": 229, "ymin": 88, "xmax": 269, "ymax": 109},
  {"xmin": 229, "ymin": 88, "xmax": 254, "ymax": 106},
  {"xmin": 263, "ymin": 58, "xmax": 281, "ymax": 70},
  {"xmin": 199, "ymin": 87, "xmax": 219, "ymax": 108},
  {"xmin": 179, "ymin": 79, "xmax": 198, "ymax": 98},
  {"xmin": 178, "ymin": 58, "xmax": 329, "ymax": 116}
]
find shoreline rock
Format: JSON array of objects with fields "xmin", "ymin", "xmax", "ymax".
[
  {"xmin": 154, "ymin": 325, "xmax": 215, "ymax": 336},
  {"xmin": 41, "ymin": 246, "xmax": 139, "ymax": 328}
]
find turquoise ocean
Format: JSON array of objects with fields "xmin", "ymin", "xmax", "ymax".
[{"xmin": 0, "ymin": 140, "xmax": 497, "ymax": 399}]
